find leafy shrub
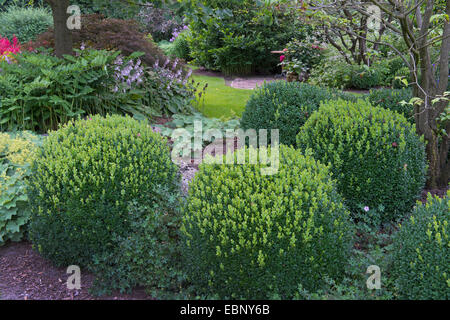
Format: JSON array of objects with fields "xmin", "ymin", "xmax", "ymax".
[
  {"xmin": 185, "ymin": 0, "xmax": 306, "ymax": 75},
  {"xmin": 384, "ymin": 56, "xmax": 407, "ymax": 86},
  {"xmin": 392, "ymin": 66, "xmax": 411, "ymax": 89},
  {"xmin": 309, "ymin": 58, "xmax": 393, "ymax": 89},
  {"xmin": 0, "ymin": 35, "xmax": 26, "ymax": 63},
  {"xmin": 34, "ymin": 14, "xmax": 179, "ymax": 71},
  {"xmin": 182, "ymin": 146, "xmax": 354, "ymax": 299},
  {"xmin": 297, "ymin": 99, "xmax": 427, "ymax": 223},
  {"xmin": 279, "ymin": 38, "xmax": 325, "ymax": 78},
  {"xmin": 0, "ymin": 48, "xmax": 148, "ymax": 132},
  {"xmin": 349, "ymin": 64, "xmax": 386, "ymax": 90},
  {"xmin": 241, "ymin": 81, "xmax": 356, "ymax": 146},
  {"xmin": 28, "ymin": 115, "xmax": 182, "ymax": 292},
  {"xmin": 391, "ymin": 191, "xmax": 450, "ymax": 299},
  {"xmin": 308, "ymin": 58, "xmax": 352, "ymax": 88},
  {"xmin": 171, "ymin": 28, "xmax": 192, "ymax": 61},
  {"xmin": 0, "ymin": 131, "xmax": 42, "ymax": 245},
  {"xmin": 137, "ymin": 2, "xmax": 186, "ymax": 42},
  {"xmin": 367, "ymin": 88, "xmax": 414, "ymax": 123},
  {"xmin": 0, "ymin": 6, "xmax": 52, "ymax": 43}
]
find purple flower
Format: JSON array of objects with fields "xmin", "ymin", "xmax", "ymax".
[{"xmin": 364, "ymin": 206, "xmax": 370, "ymax": 212}]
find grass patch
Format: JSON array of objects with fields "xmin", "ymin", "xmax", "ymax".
[{"xmin": 192, "ymin": 74, "xmax": 253, "ymax": 119}]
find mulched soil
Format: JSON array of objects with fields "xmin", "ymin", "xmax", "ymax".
[{"xmin": 0, "ymin": 241, "xmax": 153, "ymax": 300}]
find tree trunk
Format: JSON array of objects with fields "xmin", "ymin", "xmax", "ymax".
[{"xmin": 46, "ymin": 0, "xmax": 73, "ymax": 57}]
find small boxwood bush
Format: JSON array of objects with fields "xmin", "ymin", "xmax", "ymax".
[
  {"xmin": 367, "ymin": 88, "xmax": 414, "ymax": 123},
  {"xmin": 28, "ymin": 115, "xmax": 181, "ymax": 291},
  {"xmin": 0, "ymin": 132, "xmax": 42, "ymax": 245},
  {"xmin": 297, "ymin": 99, "xmax": 427, "ymax": 223},
  {"xmin": 391, "ymin": 191, "xmax": 450, "ymax": 299},
  {"xmin": 181, "ymin": 146, "xmax": 354, "ymax": 299},
  {"xmin": 0, "ymin": 6, "xmax": 52, "ymax": 43},
  {"xmin": 240, "ymin": 81, "xmax": 356, "ymax": 146}
]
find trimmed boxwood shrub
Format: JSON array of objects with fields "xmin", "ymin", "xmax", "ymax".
[
  {"xmin": 297, "ymin": 99, "xmax": 427, "ymax": 223},
  {"xmin": 181, "ymin": 146, "xmax": 354, "ymax": 299},
  {"xmin": 367, "ymin": 88, "xmax": 414, "ymax": 123},
  {"xmin": 391, "ymin": 191, "xmax": 450, "ymax": 299},
  {"xmin": 240, "ymin": 81, "xmax": 356, "ymax": 147},
  {"xmin": 28, "ymin": 115, "xmax": 181, "ymax": 291}
]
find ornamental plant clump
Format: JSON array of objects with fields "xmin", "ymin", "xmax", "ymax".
[
  {"xmin": 366, "ymin": 88, "xmax": 414, "ymax": 123},
  {"xmin": 28, "ymin": 115, "xmax": 182, "ymax": 292},
  {"xmin": 240, "ymin": 81, "xmax": 356, "ymax": 146},
  {"xmin": 0, "ymin": 49, "xmax": 149, "ymax": 132},
  {"xmin": 278, "ymin": 38, "xmax": 325, "ymax": 78},
  {"xmin": 391, "ymin": 191, "xmax": 450, "ymax": 300},
  {"xmin": 0, "ymin": 35, "xmax": 23, "ymax": 63},
  {"xmin": 297, "ymin": 99, "xmax": 427, "ymax": 223},
  {"xmin": 0, "ymin": 132, "xmax": 42, "ymax": 245},
  {"xmin": 182, "ymin": 146, "xmax": 354, "ymax": 299}
]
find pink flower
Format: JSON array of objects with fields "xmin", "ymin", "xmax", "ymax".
[
  {"xmin": 280, "ymin": 55, "xmax": 285, "ymax": 62},
  {"xmin": 137, "ymin": 133, "xmax": 141, "ymax": 137},
  {"xmin": 364, "ymin": 206, "xmax": 370, "ymax": 212}
]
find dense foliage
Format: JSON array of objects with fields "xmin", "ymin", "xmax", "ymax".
[
  {"xmin": 0, "ymin": 5, "xmax": 52, "ymax": 43},
  {"xmin": 367, "ymin": 88, "xmax": 414, "ymax": 123},
  {"xmin": 184, "ymin": 0, "xmax": 305, "ymax": 75},
  {"xmin": 391, "ymin": 192, "xmax": 450, "ymax": 299},
  {"xmin": 0, "ymin": 49, "xmax": 147, "ymax": 132},
  {"xmin": 182, "ymin": 146, "xmax": 354, "ymax": 299},
  {"xmin": 28, "ymin": 115, "xmax": 182, "ymax": 292},
  {"xmin": 241, "ymin": 81, "xmax": 356, "ymax": 146},
  {"xmin": 0, "ymin": 131, "xmax": 42, "ymax": 245},
  {"xmin": 297, "ymin": 99, "xmax": 427, "ymax": 223},
  {"xmin": 34, "ymin": 14, "xmax": 178, "ymax": 71},
  {"xmin": 279, "ymin": 38, "xmax": 325, "ymax": 79}
]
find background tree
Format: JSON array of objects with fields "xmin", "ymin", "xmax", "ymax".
[{"xmin": 305, "ymin": 0, "xmax": 449, "ymax": 188}]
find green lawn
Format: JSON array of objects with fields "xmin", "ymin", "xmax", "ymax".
[{"xmin": 192, "ymin": 74, "xmax": 253, "ymax": 119}]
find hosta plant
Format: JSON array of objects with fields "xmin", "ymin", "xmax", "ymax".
[{"xmin": 0, "ymin": 131, "xmax": 42, "ymax": 245}]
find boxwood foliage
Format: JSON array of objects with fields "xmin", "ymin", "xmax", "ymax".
[
  {"xmin": 391, "ymin": 191, "xmax": 450, "ymax": 300},
  {"xmin": 240, "ymin": 81, "xmax": 356, "ymax": 147},
  {"xmin": 181, "ymin": 146, "xmax": 354, "ymax": 299},
  {"xmin": 28, "ymin": 115, "xmax": 181, "ymax": 284},
  {"xmin": 367, "ymin": 88, "xmax": 414, "ymax": 123},
  {"xmin": 297, "ymin": 99, "xmax": 427, "ymax": 224},
  {"xmin": 0, "ymin": 132, "xmax": 42, "ymax": 245}
]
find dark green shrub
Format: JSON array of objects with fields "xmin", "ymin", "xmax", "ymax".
[
  {"xmin": 182, "ymin": 146, "xmax": 354, "ymax": 299},
  {"xmin": 241, "ymin": 81, "xmax": 356, "ymax": 146},
  {"xmin": 0, "ymin": 132, "xmax": 43, "ymax": 245},
  {"xmin": 172, "ymin": 29, "xmax": 192, "ymax": 61},
  {"xmin": 297, "ymin": 99, "xmax": 427, "ymax": 223},
  {"xmin": 391, "ymin": 191, "xmax": 450, "ymax": 299},
  {"xmin": 0, "ymin": 6, "xmax": 52, "ymax": 42},
  {"xmin": 349, "ymin": 64, "xmax": 386, "ymax": 90},
  {"xmin": 28, "ymin": 115, "xmax": 181, "ymax": 290},
  {"xmin": 367, "ymin": 88, "xmax": 414, "ymax": 123},
  {"xmin": 185, "ymin": 0, "xmax": 306, "ymax": 75}
]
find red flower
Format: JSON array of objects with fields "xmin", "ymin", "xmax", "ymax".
[
  {"xmin": 392, "ymin": 142, "xmax": 398, "ymax": 148},
  {"xmin": 280, "ymin": 55, "xmax": 285, "ymax": 62}
]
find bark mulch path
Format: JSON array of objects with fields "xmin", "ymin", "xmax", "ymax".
[{"xmin": 0, "ymin": 241, "xmax": 152, "ymax": 300}]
